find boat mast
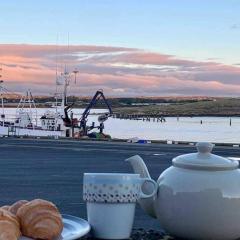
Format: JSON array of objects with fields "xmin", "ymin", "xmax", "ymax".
[
  {"xmin": 0, "ymin": 82, "xmax": 5, "ymax": 127},
  {"xmin": 0, "ymin": 84, "xmax": 3, "ymax": 115},
  {"xmin": 17, "ymin": 89, "xmax": 38, "ymax": 127},
  {"xmin": 63, "ymin": 33, "xmax": 70, "ymax": 107},
  {"xmin": 60, "ymin": 69, "xmax": 71, "ymax": 107},
  {"xmin": 73, "ymin": 69, "xmax": 79, "ymax": 84},
  {"xmin": 56, "ymin": 37, "xmax": 78, "ymax": 114},
  {"xmin": 55, "ymin": 35, "xmax": 60, "ymax": 113}
]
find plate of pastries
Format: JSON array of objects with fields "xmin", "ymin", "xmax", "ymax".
[{"xmin": 0, "ymin": 199, "xmax": 91, "ymax": 240}]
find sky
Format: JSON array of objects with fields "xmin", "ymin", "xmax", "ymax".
[{"xmin": 0, "ymin": 0, "xmax": 240, "ymax": 97}]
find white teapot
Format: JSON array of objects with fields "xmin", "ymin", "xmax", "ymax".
[{"xmin": 126, "ymin": 142, "xmax": 240, "ymax": 240}]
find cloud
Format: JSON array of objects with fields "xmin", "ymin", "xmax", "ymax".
[{"xmin": 0, "ymin": 44, "xmax": 240, "ymax": 97}]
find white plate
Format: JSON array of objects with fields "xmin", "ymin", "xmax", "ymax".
[
  {"xmin": 20, "ymin": 214, "xmax": 91, "ymax": 240},
  {"xmin": 228, "ymin": 157, "xmax": 240, "ymax": 161}
]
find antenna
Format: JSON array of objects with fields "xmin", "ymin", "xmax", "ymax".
[
  {"xmin": 67, "ymin": 32, "xmax": 70, "ymax": 56},
  {"xmin": 65, "ymin": 32, "xmax": 70, "ymax": 74},
  {"xmin": 55, "ymin": 34, "xmax": 59, "ymax": 78}
]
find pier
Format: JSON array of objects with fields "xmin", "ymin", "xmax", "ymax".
[{"xmin": 113, "ymin": 113, "xmax": 167, "ymax": 122}]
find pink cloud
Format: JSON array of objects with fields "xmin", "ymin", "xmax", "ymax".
[{"xmin": 0, "ymin": 44, "xmax": 240, "ymax": 96}]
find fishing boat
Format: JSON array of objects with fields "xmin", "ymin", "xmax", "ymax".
[
  {"xmin": 0, "ymin": 67, "xmax": 112, "ymax": 138},
  {"xmin": 0, "ymin": 69, "xmax": 76, "ymax": 138}
]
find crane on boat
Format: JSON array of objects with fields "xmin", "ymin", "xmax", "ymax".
[
  {"xmin": 61, "ymin": 89, "xmax": 113, "ymax": 138},
  {"xmin": 79, "ymin": 90, "xmax": 113, "ymax": 137}
]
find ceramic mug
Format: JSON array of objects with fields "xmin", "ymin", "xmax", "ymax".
[{"xmin": 83, "ymin": 173, "xmax": 158, "ymax": 239}]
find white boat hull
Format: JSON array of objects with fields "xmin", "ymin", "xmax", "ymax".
[{"xmin": 0, "ymin": 125, "xmax": 64, "ymax": 137}]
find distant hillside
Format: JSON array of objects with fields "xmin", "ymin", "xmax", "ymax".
[
  {"xmin": 2, "ymin": 95, "xmax": 216, "ymax": 108},
  {"xmin": 114, "ymin": 98, "xmax": 240, "ymax": 117},
  {"xmin": 2, "ymin": 95, "xmax": 240, "ymax": 116}
]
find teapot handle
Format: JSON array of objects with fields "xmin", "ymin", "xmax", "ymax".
[{"xmin": 139, "ymin": 178, "xmax": 158, "ymax": 199}]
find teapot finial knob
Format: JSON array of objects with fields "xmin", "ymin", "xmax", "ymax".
[{"xmin": 196, "ymin": 142, "xmax": 214, "ymax": 154}]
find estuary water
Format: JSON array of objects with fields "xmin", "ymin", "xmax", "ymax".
[
  {"xmin": 105, "ymin": 116, "xmax": 240, "ymax": 144},
  {"xmin": 2, "ymin": 108, "xmax": 240, "ymax": 144}
]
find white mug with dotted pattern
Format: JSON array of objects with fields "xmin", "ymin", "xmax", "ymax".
[{"xmin": 83, "ymin": 173, "xmax": 157, "ymax": 239}]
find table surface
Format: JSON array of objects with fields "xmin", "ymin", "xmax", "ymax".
[{"xmin": 0, "ymin": 137, "xmax": 238, "ymax": 231}]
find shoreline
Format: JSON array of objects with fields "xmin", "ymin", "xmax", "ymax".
[
  {"xmin": 113, "ymin": 113, "xmax": 240, "ymax": 118},
  {"xmin": 3, "ymin": 105, "xmax": 240, "ymax": 117}
]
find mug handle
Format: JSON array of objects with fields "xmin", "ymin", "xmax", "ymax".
[{"xmin": 139, "ymin": 178, "xmax": 158, "ymax": 199}]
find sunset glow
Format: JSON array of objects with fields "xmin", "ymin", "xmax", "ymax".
[{"xmin": 1, "ymin": 1, "xmax": 240, "ymax": 97}]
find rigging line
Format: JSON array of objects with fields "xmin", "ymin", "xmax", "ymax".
[
  {"xmin": 2, "ymin": 87, "xmax": 22, "ymax": 97},
  {"xmin": 2, "ymin": 86, "xmax": 21, "ymax": 94},
  {"xmin": 55, "ymin": 33, "xmax": 59, "ymax": 77},
  {"xmin": 67, "ymin": 32, "xmax": 70, "ymax": 71},
  {"xmin": 55, "ymin": 33, "xmax": 59, "ymax": 108},
  {"xmin": 64, "ymin": 32, "xmax": 70, "ymax": 73}
]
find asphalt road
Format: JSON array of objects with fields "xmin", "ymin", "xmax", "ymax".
[{"xmin": 0, "ymin": 138, "xmax": 239, "ymax": 230}]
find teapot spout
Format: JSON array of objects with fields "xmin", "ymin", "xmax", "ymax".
[
  {"xmin": 125, "ymin": 155, "xmax": 151, "ymax": 178},
  {"xmin": 125, "ymin": 155, "xmax": 157, "ymax": 218}
]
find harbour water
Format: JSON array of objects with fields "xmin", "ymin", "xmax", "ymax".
[
  {"xmin": 2, "ymin": 108, "xmax": 240, "ymax": 144},
  {"xmin": 105, "ymin": 116, "xmax": 240, "ymax": 144}
]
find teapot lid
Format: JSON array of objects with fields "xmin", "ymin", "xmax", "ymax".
[{"xmin": 172, "ymin": 142, "xmax": 239, "ymax": 171}]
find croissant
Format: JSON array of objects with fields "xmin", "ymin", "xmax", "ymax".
[
  {"xmin": 0, "ymin": 209, "xmax": 21, "ymax": 240},
  {"xmin": 0, "ymin": 205, "xmax": 10, "ymax": 211},
  {"xmin": 9, "ymin": 200, "xmax": 28, "ymax": 215},
  {"xmin": 17, "ymin": 199, "xmax": 63, "ymax": 240}
]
